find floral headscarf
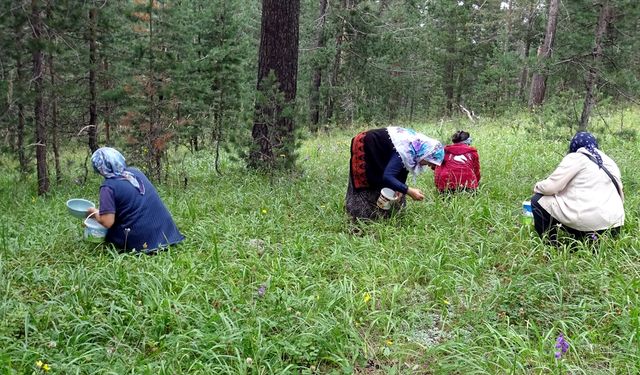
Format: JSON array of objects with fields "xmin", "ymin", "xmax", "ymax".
[
  {"xmin": 569, "ymin": 131, "xmax": 603, "ymax": 168},
  {"xmin": 387, "ymin": 126, "xmax": 444, "ymax": 176},
  {"xmin": 91, "ymin": 147, "xmax": 145, "ymax": 194}
]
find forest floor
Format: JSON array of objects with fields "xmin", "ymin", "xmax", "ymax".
[{"xmin": 2, "ymin": 108, "xmax": 640, "ymax": 373}]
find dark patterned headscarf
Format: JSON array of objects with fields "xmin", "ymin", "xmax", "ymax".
[{"xmin": 569, "ymin": 132, "xmax": 603, "ymax": 168}]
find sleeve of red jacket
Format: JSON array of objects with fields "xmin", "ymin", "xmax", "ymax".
[{"xmin": 473, "ymin": 149, "xmax": 481, "ymax": 183}]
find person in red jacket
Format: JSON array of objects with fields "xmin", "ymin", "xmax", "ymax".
[{"xmin": 434, "ymin": 130, "xmax": 481, "ymax": 193}]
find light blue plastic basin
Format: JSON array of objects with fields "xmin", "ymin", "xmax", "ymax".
[{"xmin": 66, "ymin": 199, "xmax": 95, "ymax": 219}]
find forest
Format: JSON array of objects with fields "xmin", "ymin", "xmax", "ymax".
[
  {"xmin": 2, "ymin": 0, "xmax": 640, "ymax": 373},
  {"xmin": 1, "ymin": 0, "xmax": 638, "ymax": 188}
]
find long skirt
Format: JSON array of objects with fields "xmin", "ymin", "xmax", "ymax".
[{"xmin": 345, "ymin": 178, "xmax": 406, "ymax": 220}]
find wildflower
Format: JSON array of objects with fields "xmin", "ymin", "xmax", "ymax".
[
  {"xmin": 36, "ymin": 361, "xmax": 44, "ymax": 368},
  {"xmin": 385, "ymin": 339, "xmax": 393, "ymax": 346},
  {"xmin": 363, "ymin": 292, "xmax": 371, "ymax": 303},
  {"xmin": 257, "ymin": 284, "xmax": 266, "ymax": 297},
  {"xmin": 246, "ymin": 357, "xmax": 253, "ymax": 366},
  {"xmin": 555, "ymin": 334, "xmax": 569, "ymax": 358},
  {"xmin": 42, "ymin": 364, "xmax": 51, "ymax": 372},
  {"xmin": 261, "ymin": 208, "xmax": 267, "ymax": 214}
]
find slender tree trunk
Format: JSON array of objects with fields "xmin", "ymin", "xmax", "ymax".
[
  {"xmin": 46, "ymin": 1, "xmax": 61, "ymax": 184},
  {"xmin": 326, "ymin": 0, "xmax": 347, "ymax": 123},
  {"xmin": 88, "ymin": 4, "xmax": 99, "ymax": 152},
  {"xmin": 32, "ymin": 0, "xmax": 49, "ymax": 195},
  {"xmin": 16, "ymin": 52, "xmax": 28, "ymax": 173},
  {"xmin": 503, "ymin": 0, "xmax": 513, "ymax": 53},
  {"xmin": 529, "ymin": 0, "xmax": 559, "ymax": 108},
  {"xmin": 409, "ymin": 97, "xmax": 414, "ymax": 122},
  {"xmin": 518, "ymin": 3, "xmax": 536, "ymax": 101},
  {"xmin": 579, "ymin": 3, "xmax": 612, "ymax": 131},
  {"xmin": 250, "ymin": 0, "xmax": 300, "ymax": 169},
  {"xmin": 309, "ymin": 0, "xmax": 328, "ymax": 130},
  {"xmin": 101, "ymin": 56, "xmax": 111, "ymax": 144},
  {"xmin": 443, "ymin": 60, "xmax": 455, "ymax": 116},
  {"xmin": 48, "ymin": 52, "xmax": 61, "ymax": 184},
  {"xmin": 13, "ymin": 5, "xmax": 28, "ymax": 173}
]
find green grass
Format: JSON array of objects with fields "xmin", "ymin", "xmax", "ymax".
[{"xmin": 2, "ymin": 109, "xmax": 640, "ymax": 374}]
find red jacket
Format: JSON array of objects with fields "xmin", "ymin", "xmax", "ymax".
[{"xmin": 434, "ymin": 143, "xmax": 481, "ymax": 191}]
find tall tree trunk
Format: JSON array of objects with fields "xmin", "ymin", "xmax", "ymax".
[
  {"xmin": 518, "ymin": 3, "xmax": 536, "ymax": 101},
  {"xmin": 13, "ymin": 5, "xmax": 28, "ymax": 173},
  {"xmin": 250, "ymin": 0, "xmax": 300, "ymax": 169},
  {"xmin": 101, "ymin": 56, "xmax": 111, "ymax": 144},
  {"xmin": 309, "ymin": 0, "xmax": 328, "ymax": 131},
  {"xmin": 579, "ymin": 3, "xmax": 612, "ymax": 131},
  {"xmin": 16, "ymin": 49, "xmax": 28, "ymax": 173},
  {"xmin": 529, "ymin": 0, "xmax": 559, "ymax": 108},
  {"xmin": 88, "ymin": 4, "xmax": 99, "ymax": 152},
  {"xmin": 326, "ymin": 0, "xmax": 347, "ymax": 123},
  {"xmin": 49, "ymin": 53, "xmax": 61, "ymax": 184},
  {"xmin": 443, "ymin": 23, "xmax": 457, "ymax": 116},
  {"xmin": 47, "ymin": 1, "xmax": 61, "ymax": 184},
  {"xmin": 443, "ymin": 60, "xmax": 455, "ymax": 116},
  {"xmin": 32, "ymin": 0, "xmax": 49, "ymax": 195}
]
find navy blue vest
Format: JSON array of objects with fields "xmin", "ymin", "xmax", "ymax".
[{"xmin": 102, "ymin": 168, "xmax": 184, "ymax": 251}]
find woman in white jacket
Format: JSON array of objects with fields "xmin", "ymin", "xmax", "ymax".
[{"xmin": 531, "ymin": 132, "xmax": 624, "ymax": 243}]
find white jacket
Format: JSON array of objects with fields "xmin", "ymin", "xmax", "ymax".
[{"xmin": 534, "ymin": 148, "xmax": 624, "ymax": 231}]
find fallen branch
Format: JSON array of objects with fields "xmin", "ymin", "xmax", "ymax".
[
  {"xmin": 76, "ymin": 124, "xmax": 96, "ymax": 136},
  {"xmin": 458, "ymin": 104, "xmax": 477, "ymax": 123}
]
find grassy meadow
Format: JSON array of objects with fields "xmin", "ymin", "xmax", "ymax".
[{"xmin": 2, "ymin": 109, "xmax": 640, "ymax": 374}]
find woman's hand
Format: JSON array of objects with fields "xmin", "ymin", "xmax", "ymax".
[
  {"xmin": 87, "ymin": 207, "xmax": 99, "ymax": 217},
  {"xmin": 407, "ymin": 187, "xmax": 425, "ymax": 201}
]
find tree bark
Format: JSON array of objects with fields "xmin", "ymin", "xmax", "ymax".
[
  {"xmin": 326, "ymin": 0, "xmax": 347, "ymax": 123},
  {"xmin": 48, "ymin": 51, "xmax": 61, "ymax": 184},
  {"xmin": 13, "ymin": 3, "xmax": 28, "ymax": 173},
  {"xmin": 88, "ymin": 4, "xmax": 99, "ymax": 152},
  {"xmin": 46, "ymin": 1, "xmax": 61, "ymax": 184},
  {"xmin": 101, "ymin": 56, "xmax": 111, "ymax": 144},
  {"xmin": 529, "ymin": 0, "xmax": 559, "ymax": 108},
  {"xmin": 518, "ymin": 3, "xmax": 536, "ymax": 101},
  {"xmin": 250, "ymin": 0, "xmax": 300, "ymax": 169},
  {"xmin": 16, "ymin": 46, "xmax": 28, "ymax": 173},
  {"xmin": 32, "ymin": 0, "xmax": 49, "ymax": 195},
  {"xmin": 309, "ymin": 0, "xmax": 328, "ymax": 130},
  {"xmin": 579, "ymin": 3, "xmax": 612, "ymax": 131}
]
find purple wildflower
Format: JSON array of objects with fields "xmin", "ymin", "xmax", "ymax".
[
  {"xmin": 257, "ymin": 284, "xmax": 266, "ymax": 298},
  {"xmin": 555, "ymin": 334, "xmax": 569, "ymax": 358}
]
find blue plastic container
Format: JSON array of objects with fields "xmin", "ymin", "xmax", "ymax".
[
  {"xmin": 66, "ymin": 199, "xmax": 95, "ymax": 219},
  {"xmin": 521, "ymin": 200, "xmax": 533, "ymax": 225}
]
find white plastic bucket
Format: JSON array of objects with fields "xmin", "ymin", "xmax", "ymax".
[{"xmin": 83, "ymin": 212, "xmax": 107, "ymax": 243}]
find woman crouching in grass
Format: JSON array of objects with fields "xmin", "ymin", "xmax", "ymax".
[
  {"xmin": 346, "ymin": 126, "xmax": 444, "ymax": 220},
  {"xmin": 531, "ymin": 131, "xmax": 624, "ymax": 244},
  {"xmin": 86, "ymin": 147, "xmax": 184, "ymax": 253},
  {"xmin": 434, "ymin": 130, "xmax": 481, "ymax": 193}
]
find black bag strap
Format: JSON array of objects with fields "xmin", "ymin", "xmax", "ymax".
[{"xmin": 581, "ymin": 152, "xmax": 622, "ymax": 198}]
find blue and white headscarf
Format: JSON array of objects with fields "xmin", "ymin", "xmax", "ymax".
[
  {"xmin": 387, "ymin": 126, "xmax": 444, "ymax": 176},
  {"xmin": 91, "ymin": 147, "xmax": 145, "ymax": 194},
  {"xmin": 569, "ymin": 131, "xmax": 603, "ymax": 168}
]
